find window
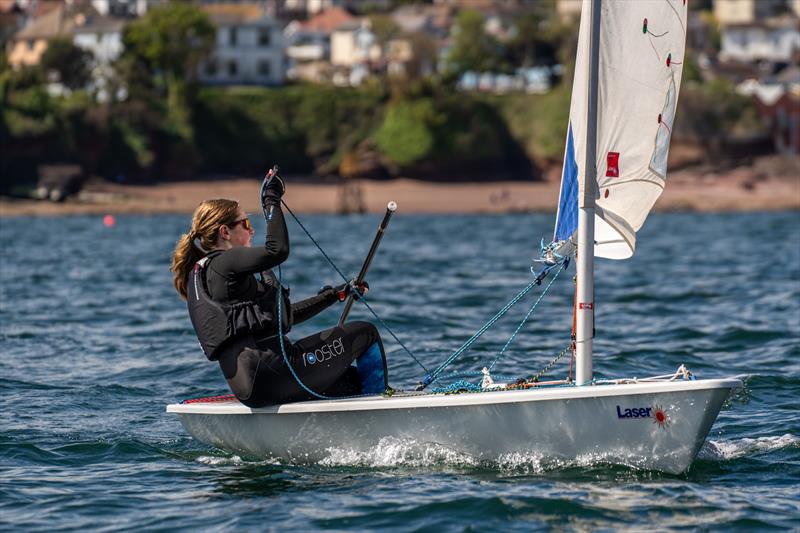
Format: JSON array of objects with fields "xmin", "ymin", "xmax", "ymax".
[
  {"xmin": 258, "ymin": 60, "xmax": 271, "ymax": 76},
  {"xmin": 205, "ymin": 60, "xmax": 217, "ymax": 76},
  {"xmin": 228, "ymin": 60, "xmax": 238, "ymax": 77},
  {"xmin": 259, "ymin": 28, "xmax": 271, "ymax": 47},
  {"xmin": 229, "ymin": 27, "xmax": 238, "ymax": 46}
]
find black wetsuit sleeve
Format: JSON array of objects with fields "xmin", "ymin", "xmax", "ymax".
[
  {"xmin": 211, "ymin": 204, "xmax": 290, "ymax": 276},
  {"xmin": 291, "ymin": 288, "xmax": 339, "ymax": 324}
]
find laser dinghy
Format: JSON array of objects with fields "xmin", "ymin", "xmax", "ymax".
[{"xmin": 168, "ymin": 0, "xmax": 741, "ymax": 474}]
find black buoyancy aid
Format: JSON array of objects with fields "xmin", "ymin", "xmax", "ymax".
[{"xmin": 187, "ymin": 252, "xmax": 292, "ymax": 361}]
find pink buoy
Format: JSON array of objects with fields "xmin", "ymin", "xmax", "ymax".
[{"xmin": 103, "ymin": 214, "xmax": 116, "ymax": 228}]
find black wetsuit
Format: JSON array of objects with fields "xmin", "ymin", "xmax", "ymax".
[{"xmin": 192, "ymin": 203, "xmax": 387, "ymax": 407}]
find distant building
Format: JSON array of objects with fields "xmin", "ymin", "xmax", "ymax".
[
  {"xmin": 391, "ymin": 2, "xmax": 453, "ymax": 39},
  {"xmin": 457, "ymin": 66, "xmax": 554, "ymax": 94},
  {"xmin": 284, "ymin": 6, "xmax": 354, "ymax": 82},
  {"xmin": 555, "ymin": 0, "xmax": 582, "ymax": 22},
  {"xmin": 282, "ymin": 0, "xmax": 387, "ymax": 17},
  {"xmin": 200, "ymin": 3, "xmax": 285, "ymax": 86},
  {"xmin": 330, "ymin": 18, "xmax": 379, "ymax": 86},
  {"xmin": 713, "ymin": 0, "xmax": 795, "ymax": 26},
  {"xmin": 0, "ymin": 0, "xmax": 25, "ymax": 44},
  {"xmin": 752, "ymin": 90, "xmax": 800, "ymax": 155},
  {"xmin": 739, "ymin": 66, "xmax": 800, "ymax": 155},
  {"xmin": 6, "ymin": 2, "xmax": 123, "ymax": 74},
  {"xmin": 720, "ymin": 18, "xmax": 800, "ymax": 63},
  {"xmin": 90, "ymin": 0, "xmax": 165, "ymax": 17}
]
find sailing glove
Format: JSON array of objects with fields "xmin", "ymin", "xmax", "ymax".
[
  {"xmin": 321, "ymin": 280, "xmax": 369, "ymax": 302},
  {"xmin": 261, "ymin": 166, "xmax": 285, "ymax": 206}
]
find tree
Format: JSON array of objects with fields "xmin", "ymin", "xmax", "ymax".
[
  {"xmin": 368, "ymin": 14, "xmax": 401, "ymax": 47},
  {"xmin": 445, "ymin": 9, "xmax": 504, "ymax": 79},
  {"xmin": 374, "ymin": 99, "xmax": 440, "ymax": 167},
  {"xmin": 122, "ymin": 3, "xmax": 215, "ymax": 139},
  {"xmin": 406, "ymin": 31, "xmax": 439, "ymax": 79},
  {"xmin": 40, "ymin": 37, "xmax": 92, "ymax": 90}
]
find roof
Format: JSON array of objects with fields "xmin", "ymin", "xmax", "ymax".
[
  {"xmin": 300, "ymin": 6, "xmax": 355, "ymax": 33},
  {"xmin": 202, "ymin": 3, "xmax": 272, "ymax": 26},
  {"xmin": 333, "ymin": 19, "xmax": 364, "ymax": 33},
  {"xmin": 0, "ymin": 0, "xmax": 21, "ymax": 14},
  {"xmin": 14, "ymin": 1, "xmax": 122, "ymax": 40},
  {"xmin": 723, "ymin": 16, "xmax": 800, "ymax": 31}
]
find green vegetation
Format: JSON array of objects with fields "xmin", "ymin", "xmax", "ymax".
[
  {"xmin": 446, "ymin": 10, "xmax": 506, "ymax": 78},
  {"xmin": 121, "ymin": 3, "xmax": 215, "ymax": 141},
  {"xmin": 0, "ymin": 2, "xmax": 767, "ymax": 194},
  {"xmin": 40, "ymin": 37, "xmax": 92, "ymax": 90},
  {"xmin": 676, "ymin": 78, "xmax": 766, "ymax": 146}
]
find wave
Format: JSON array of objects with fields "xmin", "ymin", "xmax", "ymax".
[{"xmin": 698, "ymin": 433, "xmax": 799, "ymax": 461}]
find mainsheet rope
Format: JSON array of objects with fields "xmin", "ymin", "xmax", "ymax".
[{"xmin": 279, "ymin": 199, "xmax": 428, "ymax": 374}]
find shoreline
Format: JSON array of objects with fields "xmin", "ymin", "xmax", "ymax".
[{"xmin": 1, "ymin": 171, "xmax": 798, "ymax": 217}]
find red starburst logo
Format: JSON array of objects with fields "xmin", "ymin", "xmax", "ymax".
[{"xmin": 652, "ymin": 405, "xmax": 669, "ymax": 429}]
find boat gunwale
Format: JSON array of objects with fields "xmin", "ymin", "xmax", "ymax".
[{"xmin": 166, "ymin": 377, "xmax": 742, "ymax": 415}]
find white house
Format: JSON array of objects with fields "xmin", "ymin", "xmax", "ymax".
[
  {"xmin": 282, "ymin": 0, "xmax": 389, "ymax": 16},
  {"xmin": 284, "ymin": 6, "xmax": 355, "ymax": 82},
  {"xmin": 713, "ymin": 0, "xmax": 795, "ymax": 26},
  {"xmin": 90, "ymin": 0, "xmax": 165, "ymax": 17},
  {"xmin": 720, "ymin": 18, "xmax": 800, "ymax": 63},
  {"xmin": 330, "ymin": 19, "xmax": 380, "ymax": 86},
  {"xmin": 7, "ymin": 2, "xmax": 124, "ymax": 99},
  {"xmin": 200, "ymin": 4, "xmax": 285, "ymax": 86}
]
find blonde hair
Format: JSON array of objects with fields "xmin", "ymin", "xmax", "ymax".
[{"xmin": 171, "ymin": 199, "xmax": 241, "ymax": 300}]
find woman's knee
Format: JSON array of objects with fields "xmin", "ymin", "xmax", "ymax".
[{"xmin": 344, "ymin": 320, "xmax": 380, "ymax": 342}]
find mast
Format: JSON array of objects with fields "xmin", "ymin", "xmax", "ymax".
[{"xmin": 575, "ymin": 0, "xmax": 601, "ymax": 386}]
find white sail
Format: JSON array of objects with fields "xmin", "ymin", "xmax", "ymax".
[{"xmin": 555, "ymin": 0, "xmax": 687, "ymax": 259}]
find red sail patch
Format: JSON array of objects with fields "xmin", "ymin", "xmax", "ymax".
[{"xmin": 606, "ymin": 151, "xmax": 620, "ymax": 178}]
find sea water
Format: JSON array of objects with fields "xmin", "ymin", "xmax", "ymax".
[{"xmin": 1, "ymin": 211, "xmax": 798, "ymax": 531}]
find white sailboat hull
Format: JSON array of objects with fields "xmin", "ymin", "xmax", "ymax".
[{"xmin": 167, "ymin": 378, "xmax": 740, "ymax": 474}]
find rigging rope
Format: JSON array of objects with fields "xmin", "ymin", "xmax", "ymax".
[
  {"xmin": 418, "ymin": 260, "xmax": 567, "ymax": 390},
  {"xmin": 487, "ymin": 263, "xmax": 566, "ymax": 372}
]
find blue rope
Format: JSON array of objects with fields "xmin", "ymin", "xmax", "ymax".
[
  {"xmin": 258, "ymin": 179, "xmax": 330, "ymax": 400},
  {"xmin": 275, "ymin": 275, "xmax": 330, "ymax": 399},
  {"xmin": 422, "ymin": 279, "xmax": 539, "ymax": 387},
  {"xmin": 488, "ymin": 263, "xmax": 565, "ymax": 372},
  {"xmin": 430, "ymin": 380, "xmax": 482, "ymax": 394},
  {"xmin": 419, "ymin": 261, "xmax": 567, "ymax": 390}
]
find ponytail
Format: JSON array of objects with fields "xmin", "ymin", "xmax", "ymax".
[
  {"xmin": 170, "ymin": 199, "xmax": 241, "ymax": 300},
  {"xmin": 170, "ymin": 232, "xmax": 204, "ymax": 300}
]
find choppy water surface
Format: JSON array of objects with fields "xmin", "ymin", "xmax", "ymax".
[{"xmin": 1, "ymin": 211, "xmax": 798, "ymax": 531}]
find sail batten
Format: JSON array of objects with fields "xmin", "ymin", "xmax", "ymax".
[{"xmin": 553, "ymin": 0, "xmax": 688, "ymax": 260}]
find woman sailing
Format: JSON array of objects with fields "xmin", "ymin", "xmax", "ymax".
[{"xmin": 170, "ymin": 168, "xmax": 388, "ymax": 407}]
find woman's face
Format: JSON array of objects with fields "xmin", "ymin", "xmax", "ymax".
[{"xmin": 226, "ymin": 207, "xmax": 254, "ymax": 248}]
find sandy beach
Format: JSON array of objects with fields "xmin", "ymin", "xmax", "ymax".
[{"xmin": 1, "ymin": 169, "xmax": 798, "ymax": 218}]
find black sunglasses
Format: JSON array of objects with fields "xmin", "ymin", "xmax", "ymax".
[{"xmin": 228, "ymin": 217, "xmax": 253, "ymax": 231}]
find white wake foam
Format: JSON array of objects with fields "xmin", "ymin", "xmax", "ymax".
[
  {"xmin": 196, "ymin": 454, "xmax": 245, "ymax": 466},
  {"xmin": 698, "ymin": 434, "xmax": 799, "ymax": 461},
  {"xmin": 318, "ymin": 438, "xmax": 648, "ymax": 472},
  {"xmin": 319, "ymin": 436, "xmax": 479, "ymax": 468}
]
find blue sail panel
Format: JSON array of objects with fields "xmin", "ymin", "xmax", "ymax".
[{"xmin": 554, "ymin": 122, "xmax": 578, "ymax": 241}]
